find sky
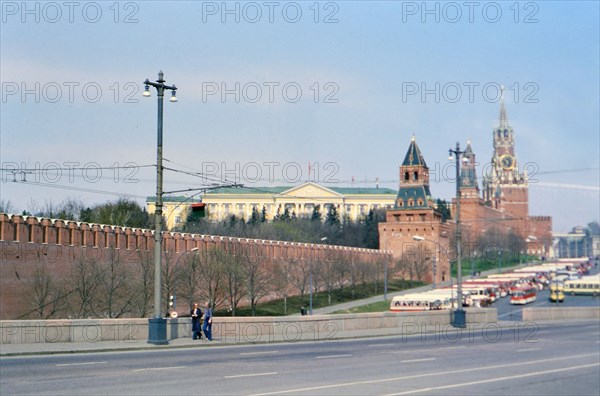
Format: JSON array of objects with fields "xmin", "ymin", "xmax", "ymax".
[{"xmin": 1, "ymin": 0, "xmax": 599, "ymax": 233}]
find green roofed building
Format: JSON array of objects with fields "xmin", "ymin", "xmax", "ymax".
[
  {"xmin": 201, "ymin": 182, "xmax": 397, "ymax": 222},
  {"xmin": 146, "ymin": 183, "xmax": 396, "ymax": 229}
]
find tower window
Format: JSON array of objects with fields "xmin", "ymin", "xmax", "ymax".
[
  {"xmin": 404, "ymin": 172, "xmax": 409, "ymax": 181},
  {"xmin": 413, "ymin": 171, "xmax": 418, "ymax": 181}
]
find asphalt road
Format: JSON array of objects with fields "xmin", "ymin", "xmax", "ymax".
[{"xmin": 2, "ymin": 321, "xmax": 599, "ymax": 395}]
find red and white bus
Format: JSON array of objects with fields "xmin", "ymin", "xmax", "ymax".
[{"xmin": 509, "ymin": 286, "xmax": 537, "ymax": 305}]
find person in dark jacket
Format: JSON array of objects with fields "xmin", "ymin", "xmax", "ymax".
[{"xmin": 191, "ymin": 303, "xmax": 202, "ymax": 340}]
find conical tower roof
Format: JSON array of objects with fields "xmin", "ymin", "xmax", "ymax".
[{"xmin": 402, "ymin": 135, "xmax": 427, "ymax": 167}]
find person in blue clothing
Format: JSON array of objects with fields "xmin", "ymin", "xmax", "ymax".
[{"xmin": 202, "ymin": 301, "xmax": 213, "ymax": 341}]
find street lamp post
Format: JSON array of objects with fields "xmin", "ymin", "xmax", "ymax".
[
  {"xmin": 449, "ymin": 142, "xmax": 467, "ymax": 328},
  {"xmin": 497, "ymin": 249, "xmax": 502, "ymax": 273},
  {"xmin": 144, "ymin": 71, "xmax": 177, "ymax": 345}
]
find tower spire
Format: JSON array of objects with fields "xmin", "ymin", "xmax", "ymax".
[{"xmin": 499, "ymin": 85, "xmax": 509, "ymax": 127}]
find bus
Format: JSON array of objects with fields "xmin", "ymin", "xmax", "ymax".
[
  {"xmin": 563, "ymin": 275, "xmax": 600, "ymax": 296},
  {"xmin": 509, "ymin": 286, "xmax": 537, "ymax": 305},
  {"xmin": 549, "ymin": 281, "xmax": 565, "ymax": 303},
  {"xmin": 389, "ymin": 294, "xmax": 453, "ymax": 312}
]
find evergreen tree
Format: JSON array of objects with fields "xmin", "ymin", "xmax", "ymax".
[
  {"xmin": 248, "ymin": 206, "xmax": 260, "ymax": 225},
  {"xmin": 311, "ymin": 205, "xmax": 321, "ymax": 221},
  {"xmin": 325, "ymin": 205, "xmax": 340, "ymax": 226},
  {"xmin": 260, "ymin": 206, "xmax": 267, "ymax": 222},
  {"xmin": 435, "ymin": 199, "xmax": 451, "ymax": 222}
]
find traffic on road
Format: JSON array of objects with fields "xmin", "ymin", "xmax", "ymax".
[{"xmin": 390, "ymin": 258, "xmax": 599, "ymax": 321}]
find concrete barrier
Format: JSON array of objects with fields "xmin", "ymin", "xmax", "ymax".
[
  {"xmin": 522, "ymin": 307, "xmax": 600, "ymax": 321},
  {"xmin": 0, "ymin": 308, "xmax": 497, "ymax": 345}
]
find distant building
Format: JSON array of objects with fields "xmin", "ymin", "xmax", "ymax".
[
  {"xmin": 553, "ymin": 224, "xmax": 600, "ymax": 258},
  {"xmin": 146, "ymin": 196, "xmax": 203, "ymax": 230},
  {"xmin": 146, "ymin": 182, "xmax": 397, "ymax": 229},
  {"xmin": 201, "ymin": 182, "xmax": 396, "ymax": 222}
]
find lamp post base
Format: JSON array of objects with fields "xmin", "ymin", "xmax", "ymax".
[
  {"xmin": 148, "ymin": 318, "xmax": 168, "ymax": 344},
  {"xmin": 452, "ymin": 309, "xmax": 466, "ymax": 328}
]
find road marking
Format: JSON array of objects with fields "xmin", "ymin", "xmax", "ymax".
[
  {"xmin": 56, "ymin": 361, "xmax": 107, "ymax": 367},
  {"xmin": 517, "ymin": 348, "xmax": 540, "ymax": 352},
  {"xmin": 369, "ymin": 343, "xmax": 396, "ymax": 347},
  {"xmin": 385, "ymin": 346, "xmax": 463, "ymax": 355},
  {"xmin": 225, "ymin": 372, "xmax": 278, "ymax": 379},
  {"xmin": 315, "ymin": 354, "xmax": 352, "ymax": 359},
  {"xmin": 497, "ymin": 309, "xmax": 523, "ymax": 318},
  {"xmin": 249, "ymin": 353, "xmax": 599, "ymax": 396},
  {"xmin": 401, "ymin": 358, "xmax": 436, "ymax": 363},
  {"xmin": 240, "ymin": 351, "xmax": 279, "ymax": 356},
  {"xmin": 384, "ymin": 363, "xmax": 600, "ymax": 395},
  {"xmin": 132, "ymin": 366, "xmax": 185, "ymax": 372}
]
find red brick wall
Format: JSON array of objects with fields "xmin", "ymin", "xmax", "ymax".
[{"xmin": 0, "ymin": 214, "xmax": 391, "ymax": 320}]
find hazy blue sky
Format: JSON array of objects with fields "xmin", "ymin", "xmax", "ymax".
[{"xmin": 1, "ymin": 1, "xmax": 598, "ymax": 232}]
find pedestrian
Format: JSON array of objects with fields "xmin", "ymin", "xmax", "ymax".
[
  {"xmin": 202, "ymin": 301, "xmax": 213, "ymax": 341},
  {"xmin": 300, "ymin": 305, "xmax": 307, "ymax": 316},
  {"xmin": 190, "ymin": 303, "xmax": 202, "ymax": 340}
]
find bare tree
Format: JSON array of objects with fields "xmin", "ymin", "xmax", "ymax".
[
  {"xmin": 272, "ymin": 257, "xmax": 294, "ymax": 315},
  {"xmin": 178, "ymin": 252, "xmax": 203, "ymax": 312},
  {"xmin": 288, "ymin": 257, "xmax": 310, "ymax": 301},
  {"xmin": 241, "ymin": 244, "xmax": 273, "ymax": 316},
  {"xmin": 132, "ymin": 249, "xmax": 154, "ymax": 318},
  {"xmin": 0, "ymin": 200, "xmax": 14, "ymax": 213},
  {"xmin": 222, "ymin": 249, "xmax": 246, "ymax": 316},
  {"xmin": 334, "ymin": 251, "xmax": 349, "ymax": 294},
  {"xmin": 318, "ymin": 251, "xmax": 337, "ymax": 305},
  {"xmin": 97, "ymin": 246, "xmax": 134, "ymax": 318},
  {"xmin": 197, "ymin": 248, "xmax": 226, "ymax": 310},
  {"xmin": 30, "ymin": 263, "xmax": 66, "ymax": 318},
  {"xmin": 69, "ymin": 256, "xmax": 102, "ymax": 318},
  {"xmin": 347, "ymin": 256, "xmax": 360, "ymax": 299}
]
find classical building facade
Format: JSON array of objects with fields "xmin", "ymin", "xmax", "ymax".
[
  {"xmin": 380, "ymin": 101, "xmax": 553, "ymax": 283},
  {"xmin": 146, "ymin": 196, "xmax": 202, "ymax": 230},
  {"xmin": 147, "ymin": 182, "xmax": 397, "ymax": 229}
]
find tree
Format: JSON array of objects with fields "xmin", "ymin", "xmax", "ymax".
[
  {"xmin": 248, "ymin": 206, "xmax": 260, "ymax": 225},
  {"xmin": 311, "ymin": 205, "xmax": 321, "ymax": 221},
  {"xmin": 97, "ymin": 246, "xmax": 134, "ymax": 318},
  {"xmin": 260, "ymin": 206, "xmax": 267, "ymax": 222},
  {"xmin": 81, "ymin": 198, "xmax": 151, "ymax": 228},
  {"xmin": 197, "ymin": 248, "xmax": 227, "ymax": 310},
  {"xmin": 222, "ymin": 248, "xmax": 246, "ymax": 316},
  {"xmin": 435, "ymin": 199, "xmax": 452, "ymax": 222},
  {"xmin": 30, "ymin": 263, "xmax": 67, "ymax": 318},
  {"xmin": 325, "ymin": 205, "xmax": 340, "ymax": 226},
  {"xmin": 272, "ymin": 258, "xmax": 294, "ymax": 315},
  {"xmin": 0, "ymin": 199, "xmax": 14, "ymax": 213},
  {"xmin": 318, "ymin": 250, "xmax": 337, "ymax": 305},
  {"xmin": 288, "ymin": 257, "xmax": 311, "ymax": 301},
  {"xmin": 69, "ymin": 256, "xmax": 102, "ymax": 318},
  {"xmin": 241, "ymin": 244, "xmax": 273, "ymax": 316},
  {"xmin": 133, "ymin": 249, "xmax": 154, "ymax": 318},
  {"xmin": 178, "ymin": 251, "xmax": 203, "ymax": 313}
]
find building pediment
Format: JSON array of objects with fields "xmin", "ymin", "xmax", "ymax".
[{"xmin": 277, "ymin": 182, "xmax": 343, "ymax": 199}]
